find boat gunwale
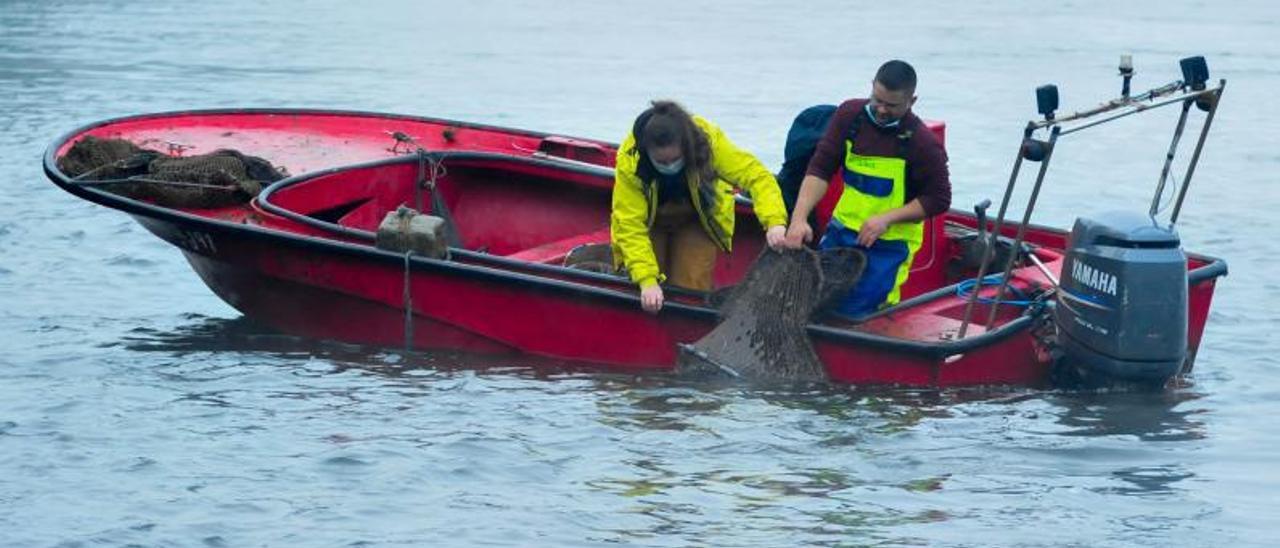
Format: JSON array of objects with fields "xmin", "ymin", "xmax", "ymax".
[{"xmin": 41, "ymin": 107, "xmax": 601, "ymax": 153}]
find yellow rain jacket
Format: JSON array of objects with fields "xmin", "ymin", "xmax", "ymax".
[{"xmin": 611, "ymin": 116, "xmax": 788, "ymax": 288}]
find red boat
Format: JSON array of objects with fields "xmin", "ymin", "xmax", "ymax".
[{"xmin": 43, "ymin": 59, "xmax": 1228, "ymax": 387}]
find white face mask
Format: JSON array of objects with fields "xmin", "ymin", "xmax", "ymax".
[
  {"xmin": 652, "ymin": 156, "xmax": 685, "ymax": 176},
  {"xmin": 865, "ymin": 102, "xmax": 902, "ymax": 129}
]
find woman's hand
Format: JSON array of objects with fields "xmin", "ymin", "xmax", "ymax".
[
  {"xmin": 784, "ymin": 221, "xmax": 813, "ymax": 249},
  {"xmin": 640, "ymin": 284, "xmax": 665, "ymax": 314},
  {"xmin": 765, "ymin": 225, "xmax": 787, "ymax": 251}
]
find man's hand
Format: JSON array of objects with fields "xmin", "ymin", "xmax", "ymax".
[
  {"xmin": 784, "ymin": 221, "xmax": 813, "ymax": 249},
  {"xmin": 640, "ymin": 284, "xmax": 664, "ymax": 314},
  {"xmin": 765, "ymin": 225, "xmax": 787, "ymax": 251},
  {"xmin": 857, "ymin": 214, "xmax": 890, "ymax": 247}
]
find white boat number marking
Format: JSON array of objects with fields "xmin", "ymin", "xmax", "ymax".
[{"xmin": 176, "ymin": 230, "xmax": 217, "ymax": 254}]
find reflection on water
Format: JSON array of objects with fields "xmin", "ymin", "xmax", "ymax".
[
  {"xmin": 120, "ymin": 314, "xmax": 1210, "ymax": 450},
  {"xmin": 1049, "ymin": 390, "xmax": 1208, "ymax": 442},
  {"xmin": 118, "ymin": 314, "xmax": 336, "ymax": 355},
  {"xmin": 4, "ymin": 310, "xmax": 1238, "ymax": 545},
  {"xmin": 116, "ymin": 314, "xmax": 615, "ymax": 379},
  {"xmin": 1104, "ymin": 465, "xmax": 1197, "ymax": 497}
]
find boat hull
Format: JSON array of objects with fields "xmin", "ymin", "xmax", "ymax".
[
  {"xmin": 46, "ymin": 109, "xmax": 1227, "ymax": 387},
  {"xmin": 130, "ymin": 209, "xmax": 1221, "ymax": 387}
]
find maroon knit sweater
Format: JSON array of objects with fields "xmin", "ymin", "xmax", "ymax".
[{"xmin": 805, "ymin": 99, "xmax": 951, "ymax": 216}]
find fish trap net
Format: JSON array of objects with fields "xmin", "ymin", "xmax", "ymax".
[
  {"xmin": 57, "ymin": 136, "xmax": 289, "ymax": 208},
  {"xmin": 679, "ymin": 247, "xmax": 866, "ymax": 381}
]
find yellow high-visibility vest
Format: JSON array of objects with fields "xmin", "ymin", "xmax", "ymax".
[{"xmin": 831, "ymin": 137, "xmax": 923, "ymax": 306}]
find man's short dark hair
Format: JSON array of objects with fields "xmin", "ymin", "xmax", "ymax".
[{"xmin": 875, "ymin": 60, "xmax": 917, "ymax": 92}]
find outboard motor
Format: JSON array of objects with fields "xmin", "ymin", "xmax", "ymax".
[{"xmin": 1054, "ymin": 211, "xmax": 1187, "ymax": 386}]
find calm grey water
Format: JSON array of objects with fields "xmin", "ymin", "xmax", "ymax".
[{"xmin": 3, "ymin": 1, "xmax": 1279, "ymax": 546}]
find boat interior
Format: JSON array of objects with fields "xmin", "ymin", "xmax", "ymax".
[{"xmin": 252, "ymin": 152, "xmax": 1086, "ymax": 342}]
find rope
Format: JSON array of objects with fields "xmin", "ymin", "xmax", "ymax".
[
  {"xmin": 1155, "ymin": 172, "xmax": 1179, "ymax": 216},
  {"xmin": 403, "ymin": 250, "xmax": 414, "ymax": 351},
  {"xmin": 71, "ymin": 160, "xmax": 134, "ymax": 182},
  {"xmin": 956, "ymin": 274, "xmax": 1034, "ymax": 307},
  {"xmin": 509, "ymin": 140, "xmax": 540, "ymax": 155},
  {"xmin": 76, "ymin": 177, "xmax": 237, "ymax": 191},
  {"xmin": 415, "ymin": 149, "xmax": 425, "ymax": 213},
  {"xmin": 423, "ymin": 152, "xmax": 461, "ymax": 248},
  {"xmin": 425, "ymin": 150, "xmax": 447, "ymax": 189}
]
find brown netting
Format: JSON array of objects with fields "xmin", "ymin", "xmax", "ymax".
[
  {"xmin": 56, "ymin": 136, "xmax": 288, "ymax": 208},
  {"xmin": 56, "ymin": 135, "xmax": 159, "ymax": 180},
  {"xmin": 678, "ymin": 247, "xmax": 866, "ymax": 381},
  {"xmin": 563, "ymin": 243, "xmax": 615, "ymax": 273}
]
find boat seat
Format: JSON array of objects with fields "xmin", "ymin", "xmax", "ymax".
[{"xmin": 504, "ymin": 227, "xmax": 612, "ymax": 264}]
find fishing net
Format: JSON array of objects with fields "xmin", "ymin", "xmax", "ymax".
[
  {"xmin": 679, "ymin": 247, "xmax": 866, "ymax": 381},
  {"xmin": 56, "ymin": 136, "xmax": 288, "ymax": 208},
  {"xmin": 563, "ymin": 243, "xmax": 615, "ymax": 273}
]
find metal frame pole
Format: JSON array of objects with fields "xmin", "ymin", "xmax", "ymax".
[
  {"xmin": 957, "ymin": 126, "xmax": 1031, "ymax": 338},
  {"xmin": 1171, "ymin": 82, "xmax": 1226, "ymax": 225},
  {"xmin": 984, "ymin": 126, "xmax": 1061, "ymax": 331},
  {"xmin": 1150, "ymin": 100, "xmax": 1194, "ymax": 218}
]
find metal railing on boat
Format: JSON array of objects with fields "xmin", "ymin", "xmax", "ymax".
[{"xmin": 956, "ymin": 55, "xmax": 1226, "ymax": 338}]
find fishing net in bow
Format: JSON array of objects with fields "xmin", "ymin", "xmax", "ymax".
[
  {"xmin": 679, "ymin": 247, "xmax": 866, "ymax": 381},
  {"xmin": 57, "ymin": 136, "xmax": 288, "ymax": 208}
]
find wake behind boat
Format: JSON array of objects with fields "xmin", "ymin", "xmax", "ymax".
[{"xmin": 42, "ymin": 56, "xmax": 1227, "ymax": 388}]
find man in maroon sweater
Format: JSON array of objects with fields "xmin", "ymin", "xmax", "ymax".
[{"xmin": 784, "ymin": 60, "xmax": 951, "ymax": 317}]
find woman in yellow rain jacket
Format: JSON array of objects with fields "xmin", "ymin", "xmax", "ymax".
[{"xmin": 612, "ymin": 100, "xmax": 789, "ymax": 313}]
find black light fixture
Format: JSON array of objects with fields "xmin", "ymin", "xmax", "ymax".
[
  {"xmin": 1036, "ymin": 84, "xmax": 1059, "ymax": 121},
  {"xmin": 1180, "ymin": 56, "xmax": 1209, "ymax": 91}
]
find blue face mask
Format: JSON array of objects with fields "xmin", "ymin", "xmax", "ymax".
[
  {"xmin": 652, "ymin": 157, "xmax": 685, "ymax": 176},
  {"xmin": 865, "ymin": 103, "xmax": 901, "ymax": 129}
]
